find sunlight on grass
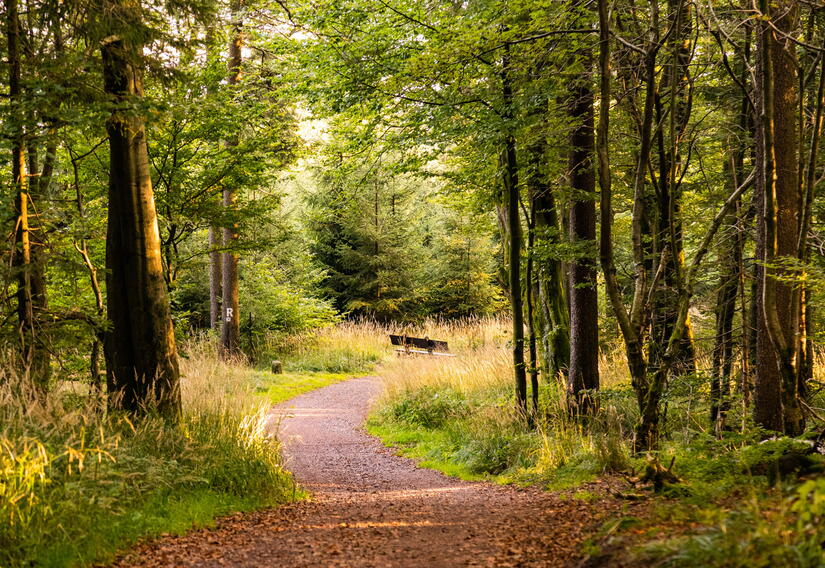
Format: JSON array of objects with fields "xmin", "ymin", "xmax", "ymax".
[
  {"xmin": 255, "ymin": 370, "xmax": 353, "ymax": 404},
  {"xmin": 0, "ymin": 340, "xmax": 296, "ymax": 568}
]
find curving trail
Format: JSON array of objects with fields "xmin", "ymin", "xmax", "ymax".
[{"xmin": 114, "ymin": 376, "xmax": 621, "ymax": 567}]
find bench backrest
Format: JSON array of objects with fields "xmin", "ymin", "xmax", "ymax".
[{"xmin": 389, "ymin": 335, "xmax": 449, "ymax": 352}]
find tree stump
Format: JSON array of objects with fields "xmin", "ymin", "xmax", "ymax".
[{"xmin": 271, "ymin": 360, "xmax": 283, "ymax": 374}]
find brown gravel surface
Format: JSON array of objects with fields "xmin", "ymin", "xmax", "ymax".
[{"xmin": 113, "ymin": 376, "xmax": 636, "ymax": 567}]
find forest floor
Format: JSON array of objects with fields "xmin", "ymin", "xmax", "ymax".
[{"xmin": 111, "ymin": 376, "xmax": 644, "ymax": 567}]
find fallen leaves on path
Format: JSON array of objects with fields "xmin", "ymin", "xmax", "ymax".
[{"xmin": 112, "ymin": 377, "xmax": 644, "ymax": 567}]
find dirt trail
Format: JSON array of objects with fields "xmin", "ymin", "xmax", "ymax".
[{"xmin": 114, "ymin": 376, "xmax": 622, "ymax": 567}]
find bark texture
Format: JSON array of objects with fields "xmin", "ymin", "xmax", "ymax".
[
  {"xmin": 102, "ymin": 32, "xmax": 180, "ymax": 417},
  {"xmin": 566, "ymin": 50, "xmax": 600, "ymax": 415},
  {"xmin": 220, "ymin": 4, "xmax": 243, "ymax": 357},
  {"xmin": 754, "ymin": 0, "xmax": 803, "ymax": 435}
]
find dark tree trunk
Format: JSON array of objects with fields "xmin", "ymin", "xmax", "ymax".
[
  {"xmin": 102, "ymin": 33, "xmax": 181, "ymax": 418},
  {"xmin": 527, "ymin": 150, "xmax": 570, "ymax": 378},
  {"xmin": 755, "ymin": 0, "xmax": 803, "ymax": 435},
  {"xmin": 220, "ymin": 5, "xmax": 243, "ymax": 357},
  {"xmin": 710, "ymin": 210, "xmax": 739, "ymax": 428},
  {"xmin": 566, "ymin": 46, "xmax": 600, "ymax": 416},
  {"xmin": 525, "ymin": 200, "xmax": 540, "ymax": 417},
  {"xmin": 523, "ymin": 110, "xmax": 569, "ymax": 379},
  {"xmin": 501, "ymin": 42, "xmax": 527, "ymax": 415}
]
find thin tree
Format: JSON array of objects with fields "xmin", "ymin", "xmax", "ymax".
[
  {"xmin": 220, "ymin": 1, "xmax": 243, "ymax": 357},
  {"xmin": 7, "ymin": 0, "xmax": 36, "ymax": 385},
  {"xmin": 501, "ymin": 40, "xmax": 528, "ymax": 415},
  {"xmin": 597, "ymin": 0, "xmax": 751, "ymax": 450}
]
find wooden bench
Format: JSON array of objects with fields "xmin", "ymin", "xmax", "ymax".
[{"xmin": 389, "ymin": 334, "xmax": 456, "ymax": 357}]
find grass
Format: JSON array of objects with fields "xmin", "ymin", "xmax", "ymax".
[
  {"xmin": 0, "ymin": 340, "xmax": 302, "ymax": 568},
  {"xmin": 359, "ymin": 318, "xmax": 825, "ymax": 566},
  {"xmin": 0, "ymin": 321, "xmax": 393, "ymax": 568},
  {"xmin": 254, "ymin": 370, "xmax": 353, "ymax": 404},
  {"xmin": 4, "ymin": 319, "xmax": 823, "ymax": 566},
  {"xmin": 368, "ymin": 328, "xmax": 634, "ymax": 489}
]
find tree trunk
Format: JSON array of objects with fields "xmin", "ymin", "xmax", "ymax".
[
  {"xmin": 712, "ymin": 37, "xmax": 752, "ymax": 429},
  {"xmin": 7, "ymin": 0, "xmax": 50, "ymax": 389},
  {"xmin": 220, "ymin": 5, "xmax": 243, "ymax": 358},
  {"xmin": 209, "ymin": 226, "xmax": 222, "ymax": 331},
  {"xmin": 523, "ymin": 110, "xmax": 569, "ymax": 380},
  {"xmin": 102, "ymin": 31, "xmax": 181, "ymax": 418},
  {"xmin": 648, "ymin": 0, "xmax": 696, "ymax": 378},
  {"xmin": 566, "ymin": 45, "xmax": 600, "ymax": 416},
  {"xmin": 8, "ymin": 0, "xmax": 32, "ymax": 376},
  {"xmin": 525, "ymin": 199, "xmax": 540, "ymax": 417},
  {"xmin": 525, "ymin": 144, "xmax": 570, "ymax": 378},
  {"xmin": 710, "ymin": 209, "xmax": 738, "ymax": 429},
  {"xmin": 754, "ymin": 0, "xmax": 803, "ymax": 435},
  {"xmin": 501, "ymin": 42, "xmax": 527, "ymax": 415}
]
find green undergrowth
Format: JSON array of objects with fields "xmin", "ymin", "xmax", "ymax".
[
  {"xmin": 620, "ymin": 435, "xmax": 825, "ymax": 567},
  {"xmin": 34, "ymin": 489, "xmax": 266, "ymax": 567},
  {"xmin": 369, "ymin": 348, "xmax": 825, "ymax": 567},
  {"xmin": 368, "ymin": 380, "xmax": 634, "ymax": 490}
]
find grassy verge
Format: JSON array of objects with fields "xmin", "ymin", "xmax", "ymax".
[
  {"xmin": 254, "ymin": 370, "xmax": 354, "ymax": 404},
  {"xmin": 364, "ymin": 319, "xmax": 825, "ymax": 566},
  {"xmin": 368, "ymin": 335, "xmax": 633, "ymax": 490},
  {"xmin": 0, "ymin": 341, "xmax": 303, "ymax": 568}
]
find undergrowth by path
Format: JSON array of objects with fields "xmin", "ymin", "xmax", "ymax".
[
  {"xmin": 366, "ymin": 320, "xmax": 825, "ymax": 567},
  {"xmin": 0, "ymin": 340, "xmax": 314, "ymax": 568}
]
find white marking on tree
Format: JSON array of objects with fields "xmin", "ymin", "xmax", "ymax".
[{"xmin": 225, "ymin": 307, "xmax": 234, "ymax": 322}]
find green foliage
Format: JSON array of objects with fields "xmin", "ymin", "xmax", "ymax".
[
  {"xmin": 638, "ymin": 485, "xmax": 825, "ymax": 568},
  {"xmin": 389, "ymin": 386, "xmax": 468, "ymax": 429}
]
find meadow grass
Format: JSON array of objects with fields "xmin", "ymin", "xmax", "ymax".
[
  {"xmin": 0, "ymin": 341, "xmax": 299, "ymax": 568},
  {"xmin": 358, "ymin": 318, "xmax": 825, "ymax": 567}
]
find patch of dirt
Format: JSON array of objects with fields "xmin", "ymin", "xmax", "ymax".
[{"xmin": 113, "ymin": 376, "xmax": 643, "ymax": 567}]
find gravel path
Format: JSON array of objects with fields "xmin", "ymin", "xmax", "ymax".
[{"xmin": 114, "ymin": 376, "xmax": 621, "ymax": 567}]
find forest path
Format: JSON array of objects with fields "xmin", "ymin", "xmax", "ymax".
[{"xmin": 114, "ymin": 376, "xmax": 619, "ymax": 567}]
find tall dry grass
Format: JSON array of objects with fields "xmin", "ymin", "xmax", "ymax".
[
  {"xmin": 365, "ymin": 317, "xmax": 635, "ymax": 484},
  {"xmin": 0, "ymin": 342, "xmax": 292, "ymax": 567},
  {"xmin": 262, "ymin": 316, "xmax": 510, "ymax": 374}
]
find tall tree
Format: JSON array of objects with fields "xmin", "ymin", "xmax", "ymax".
[
  {"xmin": 8, "ymin": 0, "xmax": 34, "ymax": 383},
  {"xmin": 101, "ymin": 2, "xmax": 180, "ymax": 417},
  {"xmin": 500, "ymin": 41, "xmax": 528, "ymax": 416},
  {"xmin": 220, "ymin": 2, "xmax": 243, "ymax": 357},
  {"xmin": 565, "ymin": 3, "xmax": 599, "ymax": 415},
  {"xmin": 523, "ymin": 72, "xmax": 570, "ymax": 380},
  {"xmin": 754, "ymin": 0, "xmax": 804, "ymax": 435}
]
